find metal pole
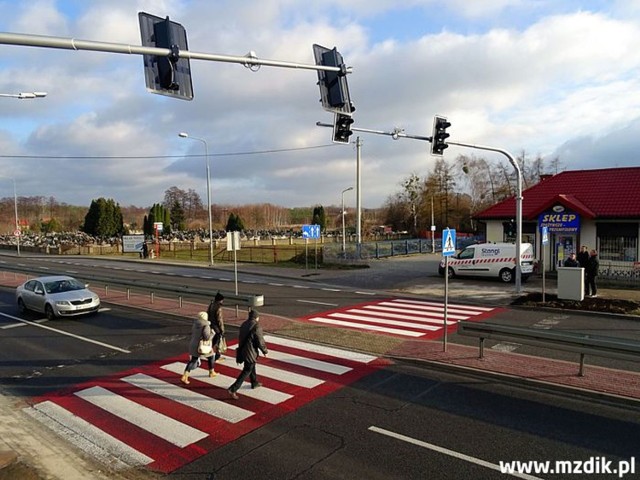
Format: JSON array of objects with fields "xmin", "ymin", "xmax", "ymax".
[
  {"xmin": 443, "ymin": 255, "xmax": 449, "ymax": 352},
  {"xmin": 356, "ymin": 137, "xmax": 362, "ymax": 246},
  {"xmin": 179, "ymin": 133, "xmax": 214, "ymax": 266},
  {"xmin": 12, "ymin": 179, "xmax": 19, "ymax": 257},
  {"xmin": 0, "ymin": 32, "xmax": 350, "ymax": 74},
  {"xmin": 449, "ymin": 141, "xmax": 523, "ymax": 293},
  {"xmin": 431, "ymin": 196, "xmax": 435, "ymax": 254},
  {"xmin": 205, "ymin": 141, "xmax": 214, "ymax": 266},
  {"xmin": 341, "ymin": 186, "xmax": 353, "ymax": 253}
]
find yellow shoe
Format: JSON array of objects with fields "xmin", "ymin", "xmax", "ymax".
[
  {"xmin": 181, "ymin": 373, "xmax": 190, "ymax": 385},
  {"xmin": 216, "ymin": 357, "xmax": 225, "ymax": 363},
  {"xmin": 209, "ymin": 370, "xmax": 217, "ymax": 378}
]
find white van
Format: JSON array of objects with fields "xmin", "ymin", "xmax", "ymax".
[{"xmin": 438, "ymin": 243, "xmax": 535, "ymax": 283}]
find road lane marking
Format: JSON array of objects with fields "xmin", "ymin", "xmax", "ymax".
[
  {"xmin": 160, "ymin": 363, "xmax": 293, "ymax": 404},
  {"xmin": 265, "ymin": 335, "xmax": 378, "ymax": 363},
  {"xmin": 309, "ymin": 317, "xmax": 426, "ymax": 337},
  {"xmin": 297, "ymin": 299, "xmax": 339, "ymax": 307},
  {"xmin": 76, "ymin": 386, "xmax": 208, "ymax": 447},
  {"xmin": 28, "ymin": 400, "xmax": 153, "ymax": 467},
  {"xmin": 0, "ymin": 312, "xmax": 130, "ymax": 353},
  {"xmin": 368, "ymin": 426, "xmax": 543, "ymax": 480},
  {"xmin": 122, "ymin": 373, "xmax": 255, "ymax": 422}
]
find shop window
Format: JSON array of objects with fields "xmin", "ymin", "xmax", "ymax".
[{"xmin": 596, "ymin": 223, "xmax": 638, "ymax": 262}]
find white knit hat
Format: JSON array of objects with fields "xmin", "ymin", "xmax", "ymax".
[{"xmin": 198, "ymin": 311, "xmax": 208, "ymax": 322}]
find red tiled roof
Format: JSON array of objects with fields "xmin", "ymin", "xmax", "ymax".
[{"xmin": 475, "ymin": 167, "xmax": 640, "ymax": 220}]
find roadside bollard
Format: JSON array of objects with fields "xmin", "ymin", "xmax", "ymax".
[
  {"xmin": 150, "ymin": 292, "xmax": 154, "ymax": 304},
  {"xmin": 179, "ymin": 296, "xmax": 183, "ymax": 308},
  {"xmin": 105, "ymin": 285, "xmax": 108, "ymax": 297},
  {"xmin": 127, "ymin": 288, "xmax": 130, "ymax": 300}
]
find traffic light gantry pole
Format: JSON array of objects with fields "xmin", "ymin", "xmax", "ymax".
[
  {"xmin": 0, "ymin": 32, "xmax": 350, "ymax": 74},
  {"xmin": 316, "ymin": 121, "xmax": 524, "ymax": 294}
]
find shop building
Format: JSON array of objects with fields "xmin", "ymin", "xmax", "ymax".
[{"xmin": 474, "ymin": 167, "xmax": 640, "ymax": 283}]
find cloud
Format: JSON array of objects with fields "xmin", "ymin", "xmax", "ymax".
[{"xmin": 1, "ymin": 1, "xmax": 640, "ymax": 211}]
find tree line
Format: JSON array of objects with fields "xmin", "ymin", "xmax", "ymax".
[{"xmin": 0, "ymin": 151, "xmax": 562, "ymax": 239}]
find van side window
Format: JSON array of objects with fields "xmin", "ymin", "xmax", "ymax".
[{"xmin": 458, "ymin": 248, "xmax": 475, "ymax": 259}]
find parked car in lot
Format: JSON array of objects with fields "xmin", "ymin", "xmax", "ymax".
[{"xmin": 16, "ymin": 275, "xmax": 100, "ymax": 320}]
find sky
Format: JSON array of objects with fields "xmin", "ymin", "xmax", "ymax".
[{"xmin": 1, "ymin": 0, "xmax": 640, "ymax": 212}]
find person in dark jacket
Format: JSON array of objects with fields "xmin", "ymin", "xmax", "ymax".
[
  {"xmin": 577, "ymin": 245, "xmax": 589, "ymax": 269},
  {"xmin": 207, "ymin": 292, "xmax": 225, "ymax": 364},
  {"xmin": 563, "ymin": 253, "xmax": 579, "ymax": 267},
  {"xmin": 585, "ymin": 249, "xmax": 600, "ymax": 297},
  {"xmin": 228, "ymin": 309, "xmax": 268, "ymax": 399}
]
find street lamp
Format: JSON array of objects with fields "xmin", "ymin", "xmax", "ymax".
[
  {"xmin": 0, "ymin": 91, "xmax": 47, "ymax": 99},
  {"xmin": 0, "ymin": 176, "xmax": 20, "ymax": 256},
  {"xmin": 178, "ymin": 132, "xmax": 214, "ymax": 266},
  {"xmin": 341, "ymin": 186, "xmax": 353, "ymax": 252}
]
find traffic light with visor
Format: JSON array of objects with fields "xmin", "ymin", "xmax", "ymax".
[
  {"xmin": 431, "ymin": 115, "xmax": 451, "ymax": 155},
  {"xmin": 333, "ymin": 113, "xmax": 354, "ymax": 144}
]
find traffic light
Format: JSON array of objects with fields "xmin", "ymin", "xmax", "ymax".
[
  {"xmin": 333, "ymin": 113, "xmax": 354, "ymax": 144},
  {"xmin": 313, "ymin": 44, "xmax": 352, "ymax": 115},
  {"xmin": 431, "ymin": 115, "xmax": 451, "ymax": 155},
  {"xmin": 139, "ymin": 12, "xmax": 194, "ymax": 100}
]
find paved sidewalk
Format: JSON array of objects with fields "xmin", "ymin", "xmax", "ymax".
[{"xmin": 0, "ymin": 264, "xmax": 639, "ymax": 479}]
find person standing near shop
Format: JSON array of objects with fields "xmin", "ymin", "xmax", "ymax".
[
  {"xmin": 228, "ymin": 310, "xmax": 268, "ymax": 399},
  {"xmin": 585, "ymin": 249, "xmax": 600, "ymax": 297},
  {"xmin": 564, "ymin": 252, "xmax": 579, "ymax": 267},
  {"xmin": 577, "ymin": 245, "xmax": 589, "ymax": 269}
]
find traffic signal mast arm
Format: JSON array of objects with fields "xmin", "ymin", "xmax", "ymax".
[
  {"xmin": 0, "ymin": 32, "xmax": 351, "ymax": 74},
  {"xmin": 316, "ymin": 121, "xmax": 432, "ymax": 142}
]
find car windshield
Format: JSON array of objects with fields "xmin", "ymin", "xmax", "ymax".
[{"xmin": 44, "ymin": 279, "xmax": 85, "ymax": 294}]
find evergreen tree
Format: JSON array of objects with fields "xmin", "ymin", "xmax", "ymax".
[
  {"xmin": 312, "ymin": 205, "xmax": 326, "ymax": 232},
  {"xmin": 82, "ymin": 198, "xmax": 124, "ymax": 237}
]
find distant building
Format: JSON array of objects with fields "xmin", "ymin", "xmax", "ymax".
[{"xmin": 474, "ymin": 167, "xmax": 640, "ymax": 280}]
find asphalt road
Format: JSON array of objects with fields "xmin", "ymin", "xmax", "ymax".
[{"xmin": 0, "ymin": 253, "xmax": 639, "ymax": 479}]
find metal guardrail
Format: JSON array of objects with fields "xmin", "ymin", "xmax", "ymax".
[{"xmin": 457, "ymin": 321, "xmax": 640, "ymax": 376}]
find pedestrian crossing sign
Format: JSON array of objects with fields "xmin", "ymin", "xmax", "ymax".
[{"xmin": 442, "ymin": 228, "xmax": 456, "ymax": 256}]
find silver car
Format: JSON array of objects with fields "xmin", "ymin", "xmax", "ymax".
[{"xmin": 16, "ymin": 275, "xmax": 101, "ymax": 320}]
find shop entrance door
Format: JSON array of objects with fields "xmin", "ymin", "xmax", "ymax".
[{"xmin": 554, "ymin": 234, "xmax": 577, "ymax": 268}]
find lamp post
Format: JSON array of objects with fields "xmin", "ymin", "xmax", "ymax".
[
  {"xmin": 0, "ymin": 176, "xmax": 20, "ymax": 256},
  {"xmin": 341, "ymin": 186, "xmax": 353, "ymax": 252},
  {"xmin": 178, "ymin": 132, "xmax": 214, "ymax": 266},
  {"xmin": 0, "ymin": 91, "xmax": 47, "ymax": 99}
]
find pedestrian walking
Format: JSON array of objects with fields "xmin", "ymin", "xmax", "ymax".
[
  {"xmin": 577, "ymin": 245, "xmax": 589, "ymax": 269},
  {"xmin": 207, "ymin": 292, "xmax": 226, "ymax": 364},
  {"xmin": 228, "ymin": 310, "xmax": 268, "ymax": 399},
  {"xmin": 585, "ymin": 249, "xmax": 600, "ymax": 297},
  {"xmin": 563, "ymin": 253, "xmax": 579, "ymax": 267},
  {"xmin": 181, "ymin": 311, "xmax": 217, "ymax": 385}
]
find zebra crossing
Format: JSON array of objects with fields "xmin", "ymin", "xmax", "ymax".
[
  {"xmin": 24, "ymin": 335, "xmax": 387, "ymax": 474},
  {"xmin": 301, "ymin": 298, "xmax": 500, "ymax": 339}
]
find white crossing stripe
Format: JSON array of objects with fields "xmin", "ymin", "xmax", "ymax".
[
  {"xmin": 393, "ymin": 298, "xmax": 494, "ymax": 312},
  {"xmin": 216, "ymin": 354, "xmax": 325, "ymax": 388},
  {"xmin": 264, "ymin": 335, "xmax": 378, "ymax": 363},
  {"xmin": 159, "ymin": 363, "xmax": 293, "ymax": 404},
  {"xmin": 363, "ymin": 304, "xmax": 467, "ymax": 322},
  {"xmin": 228, "ymin": 345, "xmax": 352, "ymax": 375},
  {"xmin": 330, "ymin": 311, "xmax": 442, "ymax": 330},
  {"xmin": 309, "ymin": 317, "xmax": 425, "ymax": 337},
  {"xmin": 306, "ymin": 298, "xmax": 496, "ymax": 338},
  {"xmin": 29, "ymin": 400, "xmax": 153, "ymax": 467},
  {"xmin": 122, "ymin": 373, "xmax": 255, "ymax": 422},
  {"xmin": 75, "ymin": 386, "xmax": 208, "ymax": 447}
]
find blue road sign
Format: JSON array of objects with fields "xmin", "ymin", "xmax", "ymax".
[
  {"xmin": 302, "ymin": 224, "xmax": 321, "ymax": 239},
  {"xmin": 442, "ymin": 228, "xmax": 456, "ymax": 256},
  {"xmin": 541, "ymin": 226, "xmax": 549, "ymax": 246}
]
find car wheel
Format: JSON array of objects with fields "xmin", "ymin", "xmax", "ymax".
[
  {"xmin": 447, "ymin": 267, "xmax": 455, "ymax": 279},
  {"xmin": 499, "ymin": 268, "xmax": 514, "ymax": 283},
  {"xmin": 17, "ymin": 298, "xmax": 28, "ymax": 314},
  {"xmin": 45, "ymin": 304, "xmax": 57, "ymax": 321}
]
